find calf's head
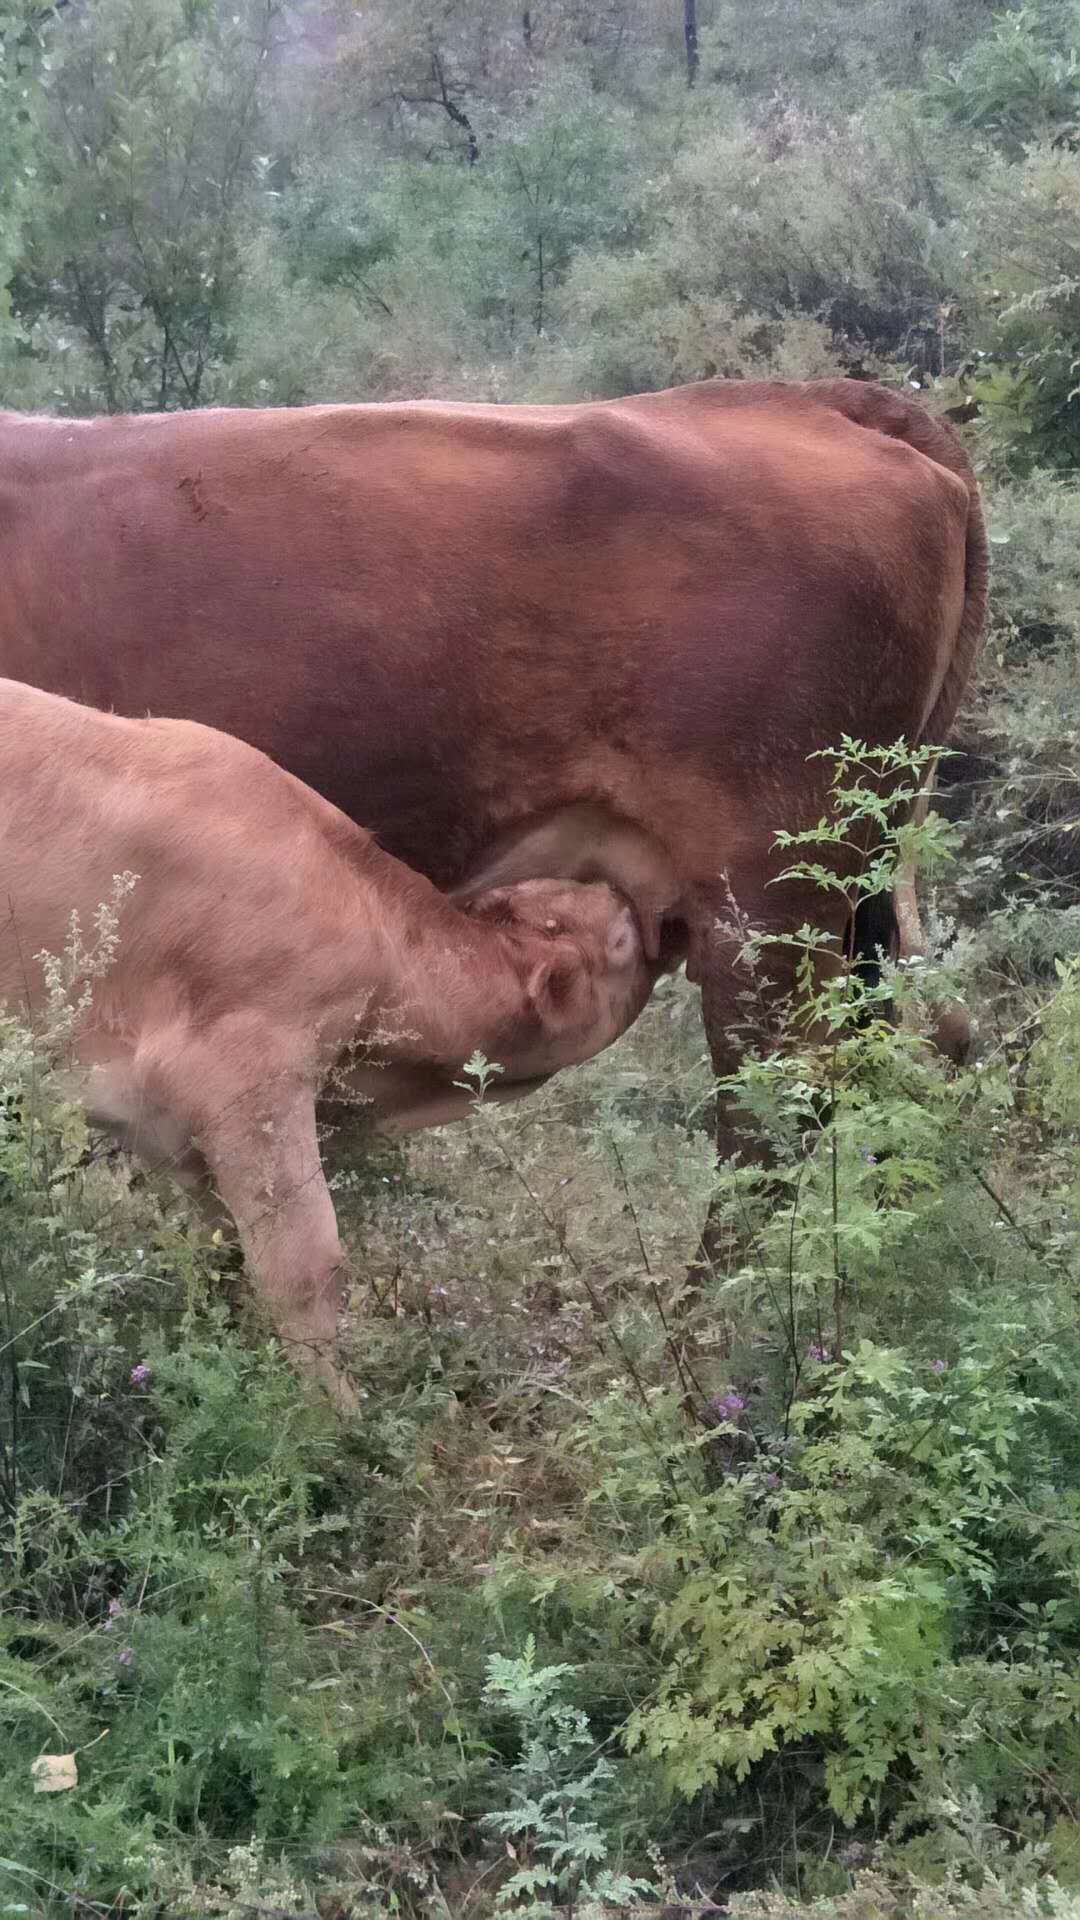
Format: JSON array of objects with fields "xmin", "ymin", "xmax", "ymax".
[{"xmin": 463, "ymin": 876, "xmax": 656, "ymax": 1081}]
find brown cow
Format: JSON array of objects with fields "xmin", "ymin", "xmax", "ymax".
[
  {"xmin": 0, "ymin": 378, "xmax": 988, "ymax": 1165},
  {"xmin": 0, "ymin": 679, "xmax": 658, "ymax": 1407}
]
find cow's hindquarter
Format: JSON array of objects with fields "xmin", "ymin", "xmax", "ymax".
[{"xmin": 634, "ymin": 401, "xmax": 975, "ymax": 1098}]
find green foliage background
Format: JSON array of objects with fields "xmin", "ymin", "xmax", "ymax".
[{"xmin": 7, "ymin": 2, "xmax": 1080, "ymax": 1916}]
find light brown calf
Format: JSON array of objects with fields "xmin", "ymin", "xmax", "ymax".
[{"xmin": 0, "ymin": 680, "xmax": 657, "ymax": 1408}]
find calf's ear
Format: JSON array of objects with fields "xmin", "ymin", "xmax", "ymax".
[
  {"xmin": 526, "ymin": 954, "xmax": 584, "ymax": 1027},
  {"xmin": 607, "ymin": 904, "xmax": 642, "ymax": 967},
  {"xmin": 463, "ymin": 887, "xmax": 517, "ymax": 928}
]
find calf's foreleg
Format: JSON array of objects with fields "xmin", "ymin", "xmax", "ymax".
[
  {"xmin": 140, "ymin": 1027, "xmax": 357, "ymax": 1413},
  {"xmin": 202, "ymin": 1089, "xmax": 355, "ymax": 1412}
]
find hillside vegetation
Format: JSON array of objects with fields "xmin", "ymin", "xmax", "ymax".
[{"xmin": 6, "ymin": 3, "xmax": 1080, "ymax": 1915}]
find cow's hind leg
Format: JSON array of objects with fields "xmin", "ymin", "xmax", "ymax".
[
  {"xmin": 888, "ymin": 762, "xmax": 972, "ymax": 1065},
  {"xmin": 686, "ymin": 871, "xmax": 854, "ymax": 1282}
]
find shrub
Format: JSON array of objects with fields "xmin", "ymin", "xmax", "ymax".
[
  {"xmin": 960, "ymin": 144, "xmax": 1080, "ymax": 473},
  {"xmin": 986, "ymin": 473, "xmax": 1080, "ymax": 659},
  {"xmin": 930, "ymin": 2, "xmax": 1080, "ymax": 156},
  {"xmin": 482, "ymin": 1637, "xmax": 656, "ymax": 1919}
]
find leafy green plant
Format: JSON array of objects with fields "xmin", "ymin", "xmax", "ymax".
[
  {"xmin": 621, "ymin": 1344, "xmax": 1047, "ymax": 1817},
  {"xmin": 931, "ymin": 3, "xmax": 1080, "ymax": 155},
  {"xmin": 482, "ymin": 1637, "xmax": 655, "ymax": 1920},
  {"xmin": 0, "ymin": 0, "xmax": 45, "ymax": 350}
]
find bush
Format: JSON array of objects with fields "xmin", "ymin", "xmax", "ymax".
[
  {"xmin": 960, "ymin": 144, "xmax": 1080, "ymax": 473},
  {"xmin": 930, "ymin": 2, "xmax": 1080, "ymax": 156},
  {"xmin": 533, "ymin": 93, "xmax": 973, "ymax": 396},
  {"xmin": 986, "ymin": 473, "xmax": 1080, "ymax": 659},
  {"xmin": 698, "ymin": 0, "xmax": 1007, "ymax": 102}
]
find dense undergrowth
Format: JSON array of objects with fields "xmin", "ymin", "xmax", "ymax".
[{"xmin": 5, "ymin": 751, "xmax": 1080, "ymax": 1918}]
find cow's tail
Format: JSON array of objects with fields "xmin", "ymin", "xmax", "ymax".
[
  {"xmin": 836, "ymin": 384, "xmax": 989, "ymax": 1045},
  {"xmin": 919, "ymin": 443, "xmax": 990, "ymax": 754},
  {"xmin": 851, "ymin": 886, "xmax": 899, "ymax": 1014}
]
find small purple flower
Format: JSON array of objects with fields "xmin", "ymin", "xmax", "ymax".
[
  {"xmin": 807, "ymin": 1343, "xmax": 829, "ymax": 1363},
  {"xmin": 117, "ymin": 1647, "xmax": 134, "ymax": 1667},
  {"xmin": 930, "ymin": 1358, "xmax": 948, "ymax": 1374},
  {"xmin": 863, "ymin": 1151, "xmax": 878, "ymax": 1166},
  {"xmin": 710, "ymin": 1390, "xmax": 746, "ymax": 1421},
  {"xmin": 104, "ymin": 1598, "xmax": 122, "ymax": 1631},
  {"xmin": 130, "ymin": 1363, "xmax": 150, "ymax": 1388},
  {"xmin": 765, "ymin": 1472, "xmax": 780, "ymax": 1491}
]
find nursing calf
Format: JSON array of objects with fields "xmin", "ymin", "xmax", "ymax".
[{"xmin": 0, "ymin": 680, "xmax": 656, "ymax": 1408}]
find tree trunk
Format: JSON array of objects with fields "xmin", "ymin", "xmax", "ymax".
[
  {"xmin": 431, "ymin": 48, "xmax": 479, "ymax": 164},
  {"xmin": 534, "ymin": 228, "xmax": 545, "ymax": 335},
  {"xmin": 683, "ymin": 0, "xmax": 699, "ymax": 86}
]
